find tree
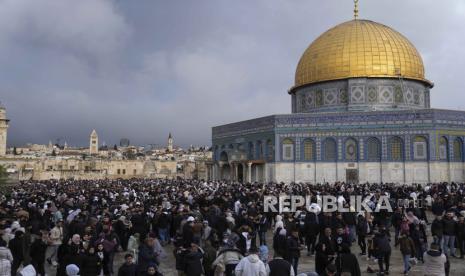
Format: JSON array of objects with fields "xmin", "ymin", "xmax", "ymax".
[
  {"xmin": 0, "ymin": 165, "xmax": 7, "ymax": 187},
  {"xmin": 113, "ymin": 144, "xmax": 118, "ymax": 151},
  {"xmin": 51, "ymin": 149, "xmax": 57, "ymax": 156},
  {"xmin": 13, "ymin": 147, "xmax": 18, "ymax": 155}
]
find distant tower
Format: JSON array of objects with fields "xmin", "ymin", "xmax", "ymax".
[
  {"xmin": 0, "ymin": 104, "xmax": 9, "ymax": 156},
  {"xmin": 89, "ymin": 129, "xmax": 99, "ymax": 154},
  {"xmin": 168, "ymin": 133, "xmax": 173, "ymax": 152},
  {"xmin": 64, "ymin": 141, "xmax": 68, "ymax": 150}
]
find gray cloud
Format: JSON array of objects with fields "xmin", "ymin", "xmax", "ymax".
[{"xmin": 1, "ymin": 0, "xmax": 465, "ymax": 147}]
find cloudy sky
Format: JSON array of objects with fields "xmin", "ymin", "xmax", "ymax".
[{"xmin": 2, "ymin": 0, "xmax": 465, "ymax": 147}]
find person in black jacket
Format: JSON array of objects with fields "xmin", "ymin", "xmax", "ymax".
[
  {"xmin": 335, "ymin": 244, "xmax": 361, "ymax": 276},
  {"xmin": 315, "ymin": 228, "xmax": 336, "ymax": 275},
  {"xmin": 319, "ymin": 227, "xmax": 336, "ymax": 256},
  {"xmin": 457, "ymin": 215, "xmax": 465, "ymax": 258},
  {"xmin": 9, "ymin": 230, "xmax": 25, "ymax": 276},
  {"xmin": 267, "ymin": 252, "xmax": 293, "ymax": 276},
  {"xmin": 182, "ymin": 217, "xmax": 195, "ymax": 247},
  {"xmin": 373, "ymin": 228, "xmax": 391, "ymax": 275},
  {"xmin": 431, "ymin": 215, "xmax": 444, "ymax": 246},
  {"xmin": 432, "ymin": 198, "xmax": 445, "ymax": 217},
  {"xmin": 315, "ymin": 242, "xmax": 331, "ymax": 276},
  {"xmin": 257, "ymin": 214, "xmax": 268, "ymax": 246},
  {"xmin": 391, "ymin": 208, "xmax": 403, "ymax": 245},
  {"xmin": 286, "ymin": 229, "xmax": 301, "ymax": 275},
  {"xmin": 442, "ymin": 212, "xmax": 457, "ymax": 257},
  {"xmin": 273, "ymin": 228, "xmax": 288, "ymax": 260},
  {"xmin": 183, "ymin": 243, "xmax": 204, "ymax": 276},
  {"xmin": 138, "ymin": 237, "xmax": 159, "ymax": 274},
  {"xmin": 334, "ymin": 226, "xmax": 350, "ymax": 254},
  {"xmin": 343, "ymin": 211, "xmax": 357, "ymax": 243},
  {"xmin": 145, "ymin": 263, "xmax": 163, "ymax": 276},
  {"xmin": 80, "ymin": 247, "xmax": 100, "ymax": 276},
  {"xmin": 57, "ymin": 234, "xmax": 83, "ymax": 276},
  {"xmin": 118, "ymin": 253, "xmax": 137, "ymax": 276},
  {"xmin": 95, "ymin": 243, "xmax": 110, "ymax": 276},
  {"xmin": 114, "ymin": 216, "xmax": 130, "ymax": 250},
  {"xmin": 356, "ymin": 214, "xmax": 368, "ymax": 255},
  {"xmin": 304, "ymin": 211, "xmax": 319, "ymax": 256},
  {"xmin": 30, "ymin": 231, "xmax": 48, "ymax": 276}
]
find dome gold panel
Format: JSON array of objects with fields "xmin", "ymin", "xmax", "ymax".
[{"xmin": 294, "ymin": 20, "xmax": 431, "ymax": 89}]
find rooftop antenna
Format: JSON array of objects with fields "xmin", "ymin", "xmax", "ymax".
[{"xmin": 354, "ymin": 0, "xmax": 359, "ymax": 19}]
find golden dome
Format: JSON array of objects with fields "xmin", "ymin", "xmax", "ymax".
[{"xmin": 294, "ymin": 19, "xmax": 431, "ymax": 89}]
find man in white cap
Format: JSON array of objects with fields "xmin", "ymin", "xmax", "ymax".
[{"xmin": 182, "ymin": 216, "xmax": 195, "ymax": 247}]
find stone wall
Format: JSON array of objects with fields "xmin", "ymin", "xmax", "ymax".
[
  {"xmin": 0, "ymin": 157, "xmax": 180, "ymax": 181},
  {"xmin": 272, "ymin": 161, "xmax": 465, "ymax": 184}
]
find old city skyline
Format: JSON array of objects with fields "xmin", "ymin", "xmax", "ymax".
[{"xmin": 1, "ymin": 1, "xmax": 465, "ymax": 148}]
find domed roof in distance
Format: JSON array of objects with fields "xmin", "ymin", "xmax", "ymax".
[{"xmin": 293, "ymin": 19, "xmax": 432, "ymax": 90}]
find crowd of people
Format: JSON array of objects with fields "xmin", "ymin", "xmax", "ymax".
[{"xmin": 0, "ymin": 178, "xmax": 464, "ymax": 276}]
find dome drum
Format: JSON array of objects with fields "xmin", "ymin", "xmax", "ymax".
[{"xmin": 292, "ymin": 77, "xmax": 430, "ymax": 113}]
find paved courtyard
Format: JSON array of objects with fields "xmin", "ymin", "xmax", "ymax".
[
  {"xmin": 149, "ymin": 227, "xmax": 465, "ymax": 276},
  {"xmin": 42, "ymin": 214, "xmax": 465, "ymax": 276}
]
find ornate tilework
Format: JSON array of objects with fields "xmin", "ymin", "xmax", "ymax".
[
  {"xmin": 339, "ymin": 88, "xmax": 348, "ymax": 104},
  {"xmin": 306, "ymin": 91, "xmax": 315, "ymax": 108},
  {"xmin": 367, "ymin": 86, "xmax": 378, "ymax": 103},
  {"xmin": 394, "ymin": 86, "xmax": 403, "ymax": 104},
  {"xmin": 351, "ymin": 86, "xmax": 365, "ymax": 103},
  {"xmin": 298, "ymin": 94, "xmax": 306, "ymax": 111},
  {"xmin": 316, "ymin": 89, "xmax": 323, "ymax": 106},
  {"xmin": 413, "ymin": 90, "xmax": 420, "ymax": 105},
  {"xmin": 418, "ymin": 91, "xmax": 425, "ymax": 106},
  {"xmin": 405, "ymin": 88, "xmax": 414, "ymax": 104},
  {"xmin": 379, "ymin": 86, "xmax": 394, "ymax": 103},
  {"xmin": 324, "ymin": 88, "xmax": 338, "ymax": 105}
]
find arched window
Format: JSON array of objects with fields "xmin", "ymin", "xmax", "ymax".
[
  {"xmin": 413, "ymin": 136, "xmax": 427, "ymax": 160},
  {"xmin": 366, "ymin": 137, "xmax": 381, "ymax": 161},
  {"xmin": 453, "ymin": 138, "xmax": 463, "ymax": 161},
  {"xmin": 282, "ymin": 138, "xmax": 294, "ymax": 161},
  {"xmin": 323, "ymin": 138, "xmax": 337, "ymax": 161},
  {"xmin": 439, "ymin": 137, "xmax": 448, "ymax": 160},
  {"xmin": 248, "ymin": 142, "xmax": 254, "ymax": 160},
  {"xmin": 389, "ymin": 137, "xmax": 403, "ymax": 161},
  {"xmin": 214, "ymin": 146, "xmax": 219, "ymax": 161},
  {"xmin": 257, "ymin": 141, "xmax": 263, "ymax": 159},
  {"xmin": 266, "ymin": 140, "xmax": 274, "ymax": 161},
  {"xmin": 344, "ymin": 138, "xmax": 358, "ymax": 161},
  {"xmin": 303, "ymin": 139, "xmax": 315, "ymax": 161}
]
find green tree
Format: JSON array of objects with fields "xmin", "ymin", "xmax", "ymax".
[{"xmin": 0, "ymin": 165, "xmax": 7, "ymax": 187}]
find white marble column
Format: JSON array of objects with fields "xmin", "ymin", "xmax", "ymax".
[{"xmin": 247, "ymin": 162, "xmax": 252, "ymax": 183}]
